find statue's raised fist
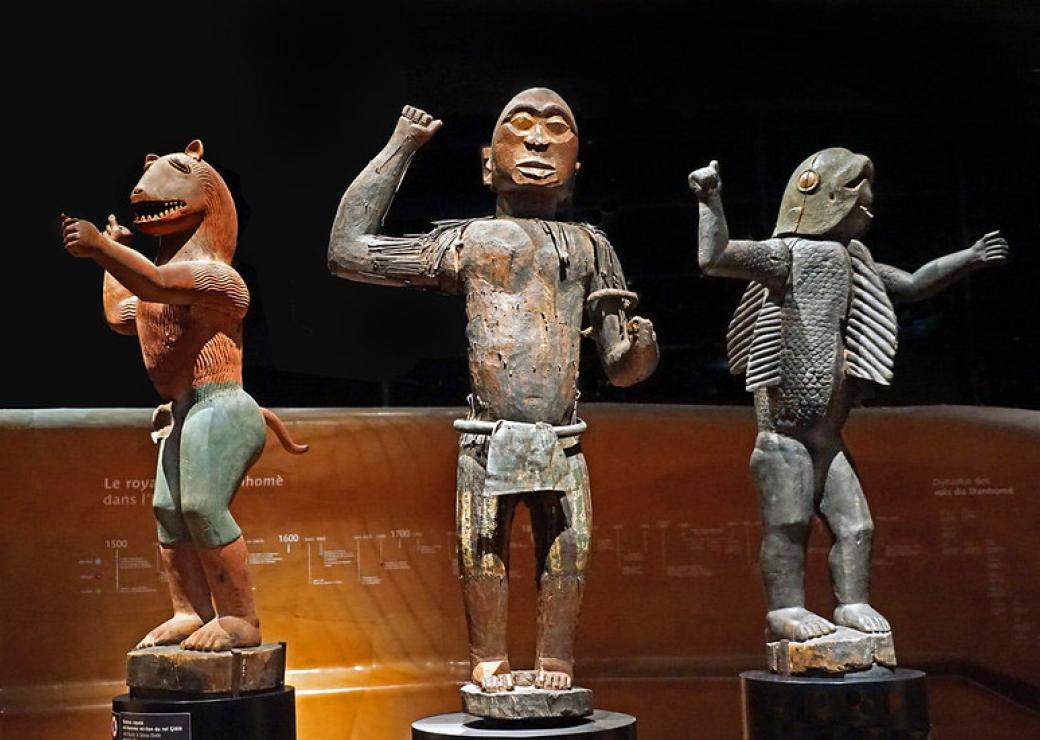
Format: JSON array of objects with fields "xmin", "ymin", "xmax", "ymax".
[
  {"xmin": 393, "ymin": 104, "xmax": 443, "ymax": 148},
  {"xmin": 688, "ymin": 160, "xmax": 721, "ymax": 201}
]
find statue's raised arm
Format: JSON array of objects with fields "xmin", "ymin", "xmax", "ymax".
[
  {"xmin": 688, "ymin": 160, "xmax": 790, "ymax": 292},
  {"xmin": 328, "ymin": 105, "xmax": 457, "ymax": 291}
]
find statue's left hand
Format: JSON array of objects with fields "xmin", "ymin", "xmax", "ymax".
[
  {"xmin": 626, "ymin": 316, "xmax": 656, "ymax": 347},
  {"xmin": 970, "ymin": 230, "xmax": 1010, "ymax": 266},
  {"xmin": 61, "ymin": 214, "xmax": 106, "ymax": 258}
]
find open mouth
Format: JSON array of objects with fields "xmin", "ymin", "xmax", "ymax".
[
  {"xmin": 132, "ymin": 200, "xmax": 187, "ymax": 223},
  {"xmin": 516, "ymin": 159, "xmax": 556, "ymax": 180}
]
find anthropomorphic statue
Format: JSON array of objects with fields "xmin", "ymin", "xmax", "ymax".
[
  {"xmin": 329, "ymin": 90, "xmax": 659, "ymax": 692},
  {"xmin": 62, "ymin": 140, "xmax": 307, "ymax": 652},
  {"xmin": 688, "ymin": 150, "xmax": 1008, "ymax": 648}
]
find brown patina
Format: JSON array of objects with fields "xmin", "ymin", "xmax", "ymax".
[{"xmin": 329, "ymin": 89, "xmax": 658, "ymax": 695}]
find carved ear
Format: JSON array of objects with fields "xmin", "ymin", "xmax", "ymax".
[
  {"xmin": 144, "ymin": 153, "xmax": 159, "ymax": 169},
  {"xmin": 185, "ymin": 139, "xmax": 204, "ymax": 161},
  {"xmin": 481, "ymin": 146, "xmax": 492, "ymax": 187}
]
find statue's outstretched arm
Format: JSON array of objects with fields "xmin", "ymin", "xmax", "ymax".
[
  {"xmin": 328, "ymin": 105, "xmax": 445, "ymax": 288},
  {"xmin": 876, "ymin": 231, "xmax": 1009, "ymax": 303},
  {"xmin": 585, "ymin": 234, "xmax": 659, "ymax": 388},
  {"xmin": 62, "ymin": 214, "xmax": 248, "ymax": 315},
  {"xmin": 688, "ymin": 161, "xmax": 790, "ymax": 290}
]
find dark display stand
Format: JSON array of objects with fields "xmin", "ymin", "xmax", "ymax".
[
  {"xmin": 740, "ymin": 668, "xmax": 930, "ymax": 739},
  {"xmin": 112, "ymin": 686, "xmax": 296, "ymax": 740},
  {"xmin": 412, "ymin": 710, "xmax": 636, "ymax": 739}
]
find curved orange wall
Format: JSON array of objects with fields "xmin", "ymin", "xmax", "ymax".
[{"xmin": 1, "ymin": 404, "xmax": 1037, "ymax": 738}]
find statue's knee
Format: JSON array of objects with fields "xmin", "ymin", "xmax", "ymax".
[
  {"xmin": 763, "ymin": 518, "xmax": 811, "ymax": 548},
  {"xmin": 181, "ymin": 498, "xmax": 239, "ymax": 548},
  {"xmin": 836, "ymin": 520, "xmax": 874, "ymax": 545}
]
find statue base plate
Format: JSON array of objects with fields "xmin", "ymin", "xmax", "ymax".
[
  {"xmin": 127, "ymin": 642, "xmax": 287, "ymax": 695},
  {"xmin": 461, "ymin": 671, "xmax": 593, "ymax": 719},
  {"xmin": 740, "ymin": 668, "xmax": 929, "ymax": 739},
  {"xmin": 766, "ymin": 627, "xmax": 896, "ymax": 675},
  {"xmin": 412, "ymin": 710, "xmax": 636, "ymax": 739},
  {"xmin": 113, "ymin": 685, "xmax": 295, "ymax": 740}
]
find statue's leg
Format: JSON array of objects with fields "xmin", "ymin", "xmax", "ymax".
[
  {"xmin": 177, "ymin": 387, "xmax": 267, "ymax": 652},
  {"xmin": 137, "ymin": 416, "xmax": 216, "ymax": 648},
  {"xmin": 751, "ymin": 431, "xmax": 836, "ymax": 641},
  {"xmin": 457, "ymin": 438, "xmax": 517, "ymax": 692},
  {"xmin": 529, "ymin": 447, "xmax": 591, "ymax": 690},
  {"xmin": 820, "ymin": 447, "xmax": 891, "ymax": 633}
]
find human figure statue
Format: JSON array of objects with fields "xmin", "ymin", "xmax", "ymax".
[
  {"xmin": 329, "ymin": 90, "xmax": 659, "ymax": 692},
  {"xmin": 689, "ymin": 150, "xmax": 1009, "ymax": 646},
  {"xmin": 62, "ymin": 140, "xmax": 307, "ymax": 652}
]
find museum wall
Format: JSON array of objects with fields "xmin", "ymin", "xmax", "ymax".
[{"xmin": 2, "ymin": 405, "xmax": 1038, "ymax": 737}]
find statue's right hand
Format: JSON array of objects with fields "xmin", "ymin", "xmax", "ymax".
[
  {"xmin": 61, "ymin": 213, "xmax": 105, "ymax": 258},
  {"xmin": 688, "ymin": 160, "xmax": 721, "ymax": 201},
  {"xmin": 105, "ymin": 214, "xmax": 133, "ymax": 245},
  {"xmin": 393, "ymin": 105, "xmax": 443, "ymax": 148}
]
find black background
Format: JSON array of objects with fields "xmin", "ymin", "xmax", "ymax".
[{"xmin": 10, "ymin": 0, "xmax": 1039, "ymax": 410}]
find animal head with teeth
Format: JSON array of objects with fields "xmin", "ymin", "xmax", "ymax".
[
  {"xmin": 130, "ymin": 139, "xmax": 237, "ymax": 259},
  {"xmin": 481, "ymin": 88, "xmax": 580, "ymax": 204},
  {"xmin": 773, "ymin": 147, "xmax": 875, "ymax": 241}
]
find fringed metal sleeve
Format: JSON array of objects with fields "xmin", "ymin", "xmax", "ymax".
[{"xmin": 362, "ymin": 218, "xmax": 472, "ymax": 291}]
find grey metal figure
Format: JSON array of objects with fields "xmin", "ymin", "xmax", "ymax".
[{"xmin": 689, "ymin": 150, "xmax": 1008, "ymax": 644}]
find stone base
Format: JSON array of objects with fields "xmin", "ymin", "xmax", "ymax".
[
  {"xmin": 461, "ymin": 671, "xmax": 594, "ymax": 720},
  {"xmin": 127, "ymin": 642, "xmax": 286, "ymax": 696},
  {"xmin": 766, "ymin": 626, "xmax": 896, "ymax": 675},
  {"xmin": 413, "ymin": 710, "xmax": 635, "ymax": 739}
]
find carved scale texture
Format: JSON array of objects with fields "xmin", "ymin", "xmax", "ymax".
[
  {"xmin": 845, "ymin": 240, "xmax": 898, "ymax": 386},
  {"xmin": 773, "ymin": 239, "xmax": 849, "ymax": 428}
]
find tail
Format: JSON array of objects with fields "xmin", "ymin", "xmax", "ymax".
[{"xmin": 260, "ymin": 408, "xmax": 309, "ymax": 454}]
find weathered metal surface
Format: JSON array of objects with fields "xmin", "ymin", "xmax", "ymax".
[
  {"xmin": 690, "ymin": 153, "xmax": 1009, "ymax": 669},
  {"xmin": 328, "ymin": 90, "xmax": 659, "ymax": 699}
]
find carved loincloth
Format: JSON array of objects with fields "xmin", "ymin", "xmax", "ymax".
[{"xmin": 454, "ymin": 418, "xmax": 586, "ymax": 496}]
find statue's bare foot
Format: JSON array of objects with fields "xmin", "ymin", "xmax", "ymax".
[
  {"xmin": 834, "ymin": 603, "xmax": 891, "ymax": 633},
  {"xmin": 472, "ymin": 659, "xmax": 514, "ymax": 693},
  {"xmin": 767, "ymin": 607, "xmax": 837, "ymax": 641},
  {"xmin": 180, "ymin": 616, "xmax": 260, "ymax": 652},
  {"xmin": 535, "ymin": 669, "xmax": 572, "ymax": 690},
  {"xmin": 135, "ymin": 614, "xmax": 205, "ymax": 649}
]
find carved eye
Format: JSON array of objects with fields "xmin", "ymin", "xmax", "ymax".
[
  {"xmin": 797, "ymin": 169, "xmax": 820, "ymax": 193},
  {"xmin": 545, "ymin": 116, "xmax": 571, "ymax": 136},
  {"xmin": 506, "ymin": 112, "xmax": 535, "ymax": 132},
  {"xmin": 169, "ymin": 158, "xmax": 191, "ymax": 174}
]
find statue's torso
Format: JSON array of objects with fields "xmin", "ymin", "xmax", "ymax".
[
  {"xmin": 136, "ymin": 302, "xmax": 244, "ymax": 401},
  {"xmin": 459, "ymin": 218, "xmax": 593, "ymax": 424},
  {"xmin": 759, "ymin": 238, "xmax": 853, "ymax": 442}
]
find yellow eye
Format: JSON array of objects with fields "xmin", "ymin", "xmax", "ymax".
[
  {"xmin": 169, "ymin": 158, "xmax": 191, "ymax": 174},
  {"xmin": 507, "ymin": 112, "xmax": 535, "ymax": 131},
  {"xmin": 545, "ymin": 117, "xmax": 570, "ymax": 136}
]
